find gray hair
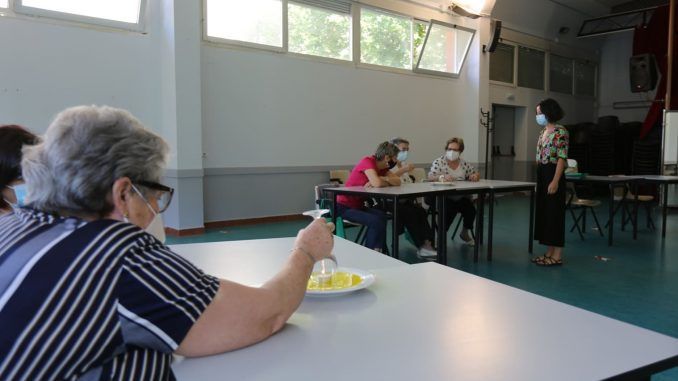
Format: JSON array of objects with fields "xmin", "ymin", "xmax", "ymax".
[
  {"xmin": 390, "ymin": 137, "xmax": 409, "ymax": 146},
  {"xmin": 22, "ymin": 105, "xmax": 169, "ymax": 216},
  {"xmin": 374, "ymin": 141, "xmax": 399, "ymax": 161}
]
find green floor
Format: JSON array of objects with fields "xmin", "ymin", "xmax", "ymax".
[{"xmin": 168, "ymin": 196, "xmax": 678, "ymax": 379}]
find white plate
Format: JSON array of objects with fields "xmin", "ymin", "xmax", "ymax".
[
  {"xmin": 430, "ymin": 181, "xmax": 455, "ymax": 186},
  {"xmin": 306, "ymin": 267, "xmax": 375, "ymax": 297}
]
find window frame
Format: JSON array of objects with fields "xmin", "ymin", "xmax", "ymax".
[
  {"xmin": 489, "ymin": 41, "xmax": 518, "ymax": 87},
  {"xmin": 202, "ymin": 0, "xmax": 287, "ymax": 53},
  {"xmin": 201, "ymin": 1, "xmax": 476, "ymax": 80},
  {"xmin": 357, "ymin": 5, "xmax": 415, "ymax": 73},
  {"xmin": 573, "ymin": 59, "xmax": 597, "ymax": 98},
  {"xmin": 13, "ymin": 0, "xmax": 147, "ymax": 32},
  {"xmin": 516, "ymin": 45, "xmax": 546, "ymax": 91},
  {"xmin": 548, "ymin": 53, "xmax": 574, "ymax": 95},
  {"xmin": 286, "ymin": 0, "xmax": 353, "ymax": 62},
  {"xmin": 413, "ymin": 19, "xmax": 475, "ymax": 79}
]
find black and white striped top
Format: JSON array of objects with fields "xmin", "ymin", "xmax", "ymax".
[{"xmin": 0, "ymin": 208, "xmax": 220, "ymax": 381}]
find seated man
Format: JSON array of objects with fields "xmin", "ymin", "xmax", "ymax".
[
  {"xmin": 427, "ymin": 137, "xmax": 480, "ymax": 245},
  {"xmin": 0, "ymin": 105, "xmax": 335, "ymax": 380}
]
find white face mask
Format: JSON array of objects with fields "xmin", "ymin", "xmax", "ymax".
[
  {"xmin": 445, "ymin": 150, "xmax": 460, "ymax": 161},
  {"xmin": 128, "ymin": 184, "xmax": 167, "ymax": 244}
]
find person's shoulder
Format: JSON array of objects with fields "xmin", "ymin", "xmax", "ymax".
[
  {"xmin": 359, "ymin": 155, "xmax": 377, "ymax": 167},
  {"xmin": 556, "ymin": 125, "xmax": 569, "ymax": 136}
]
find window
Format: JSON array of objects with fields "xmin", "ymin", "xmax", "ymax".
[
  {"xmin": 205, "ymin": 0, "xmax": 283, "ymax": 48},
  {"xmin": 413, "ymin": 20, "xmax": 428, "ymax": 64},
  {"xmin": 517, "ymin": 46, "xmax": 545, "ymax": 90},
  {"xmin": 490, "ymin": 43, "xmax": 514, "ymax": 84},
  {"xmin": 360, "ymin": 8, "xmax": 412, "ymax": 70},
  {"xmin": 0, "ymin": 0, "xmax": 7, "ymax": 8},
  {"xmin": 415, "ymin": 21, "xmax": 474, "ymax": 77},
  {"xmin": 575, "ymin": 60, "xmax": 596, "ymax": 96},
  {"xmin": 18, "ymin": 0, "xmax": 143, "ymax": 24},
  {"xmin": 550, "ymin": 54, "xmax": 573, "ymax": 94},
  {"xmin": 288, "ymin": 2, "xmax": 352, "ymax": 61}
]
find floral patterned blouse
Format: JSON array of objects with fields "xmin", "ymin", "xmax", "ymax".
[
  {"xmin": 536, "ymin": 125, "xmax": 569, "ymax": 164},
  {"xmin": 428, "ymin": 156, "xmax": 477, "ymax": 180}
]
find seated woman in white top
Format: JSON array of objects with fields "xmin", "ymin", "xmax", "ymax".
[
  {"xmin": 427, "ymin": 137, "xmax": 480, "ymax": 245},
  {"xmin": 389, "ymin": 137, "xmax": 436, "ymax": 258}
]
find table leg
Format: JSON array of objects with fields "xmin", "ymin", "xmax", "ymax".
[
  {"xmin": 392, "ymin": 196, "xmax": 399, "ymax": 260},
  {"xmin": 662, "ymin": 183, "xmax": 668, "ymax": 238},
  {"xmin": 529, "ymin": 189, "xmax": 534, "ymax": 254},
  {"xmin": 332, "ymin": 192, "xmax": 338, "ymax": 228},
  {"xmin": 633, "ymin": 183, "xmax": 639, "ymax": 240},
  {"xmin": 474, "ymin": 194, "xmax": 483, "ymax": 263},
  {"xmin": 488, "ymin": 191, "xmax": 495, "ymax": 261},
  {"xmin": 437, "ymin": 195, "xmax": 447, "ymax": 265},
  {"xmin": 608, "ymin": 184, "xmax": 614, "ymax": 246}
]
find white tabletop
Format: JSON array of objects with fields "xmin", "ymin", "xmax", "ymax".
[
  {"xmin": 171, "ymin": 245, "xmax": 678, "ymax": 380},
  {"xmin": 170, "ymin": 237, "xmax": 406, "ymax": 286},
  {"xmin": 324, "ymin": 181, "xmax": 533, "ymax": 197}
]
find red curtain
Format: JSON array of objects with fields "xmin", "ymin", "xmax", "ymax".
[{"xmin": 633, "ymin": 5, "xmax": 678, "ymax": 138}]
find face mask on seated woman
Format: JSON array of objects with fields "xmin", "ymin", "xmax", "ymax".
[{"xmin": 4, "ymin": 183, "xmax": 28, "ymax": 208}]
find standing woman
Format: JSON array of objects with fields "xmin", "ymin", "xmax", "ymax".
[{"xmin": 532, "ymin": 99, "xmax": 569, "ymax": 266}]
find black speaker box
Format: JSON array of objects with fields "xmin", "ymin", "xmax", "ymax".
[
  {"xmin": 485, "ymin": 19, "xmax": 502, "ymax": 53},
  {"xmin": 630, "ymin": 54, "xmax": 658, "ymax": 92}
]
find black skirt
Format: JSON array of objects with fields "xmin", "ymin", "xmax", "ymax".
[{"xmin": 534, "ymin": 163, "xmax": 566, "ymax": 247}]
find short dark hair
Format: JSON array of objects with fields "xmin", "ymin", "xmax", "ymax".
[
  {"xmin": 374, "ymin": 141, "xmax": 399, "ymax": 161},
  {"xmin": 445, "ymin": 137, "xmax": 465, "ymax": 152},
  {"xmin": 538, "ymin": 98, "xmax": 565, "ymax": 123},
  {"xmin": 0, "ymin": 125, "xmax": 39, "ymax": 209}
]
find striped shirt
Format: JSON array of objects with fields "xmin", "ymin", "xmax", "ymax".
[{"xmin": 0, "ymin": 208, "xmax": 220, "ymax": 381}]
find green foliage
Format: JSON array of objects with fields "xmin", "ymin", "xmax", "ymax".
[
  {"xmin": 288, "ymin": 3, "xmax": 351, "ymax": 60},
  {"xmin": 360, "ymin": 9, "xmax": 412, "ymax": 69}
]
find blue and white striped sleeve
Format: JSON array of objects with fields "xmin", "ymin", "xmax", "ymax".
[{"xmin": 116, "ymin": 235, "xmax": 220, "ymax": 353}]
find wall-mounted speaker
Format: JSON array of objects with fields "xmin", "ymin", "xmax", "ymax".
[
  {"xmin": 630, "ymin": 54, "xmax": 658, "ymax": 93},
  {"xmin": 484, "ymin": 19, "xmax": 502, "ymax": 53}
]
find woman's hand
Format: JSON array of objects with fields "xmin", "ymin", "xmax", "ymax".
[
  {"xmin": 547, "ymin": 180, "xmax": 559, "ymax": 194},
  {"xmin": 294, "ymin": 219, "xmax": 335, "ymax": 262}
]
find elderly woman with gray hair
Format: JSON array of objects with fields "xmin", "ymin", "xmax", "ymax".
[{"xmin": 0, "ymin": 105, "xmax": 334, "ymax": 380}]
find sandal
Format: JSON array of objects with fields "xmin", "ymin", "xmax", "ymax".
[
  {"xmin": 531, "ymin": 254, "xmax": 551, "ymax": 263},
  {"xmin": 536, "ymin": 257, "xmax": 563, "ymax": 266}
]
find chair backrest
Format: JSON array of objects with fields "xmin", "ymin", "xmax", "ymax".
[
  {"xmin": 411, "ymin": 167, "xmax": 426, "ymax": 183},
  {"xmin": 329, "ymin": 169, "xmax": 349, "ymax": 184},
  {"xmin": 314, "ymin": 183, "xmax": 340, "ymax": 210}
]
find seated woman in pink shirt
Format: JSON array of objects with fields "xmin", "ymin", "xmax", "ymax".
[{"xmin": 336, "ymin": 142, "xmax": 401, "ymax": 252}]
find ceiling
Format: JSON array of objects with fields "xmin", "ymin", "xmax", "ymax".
[{"xmin": 428, "ymin": 0, "xmax": 669, "ymax": 18}]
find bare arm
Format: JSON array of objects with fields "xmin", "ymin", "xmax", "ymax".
[
  {"xmin": 364, "ymin": 168, "xmax": 400, "ymax": 187},
  {"xmin": 547, "ymin": 158, "xmax": 567, "ymax": 194},
  {"xmin": 175, "ymin": 219, "xmax": 333, "ymax": 357}
]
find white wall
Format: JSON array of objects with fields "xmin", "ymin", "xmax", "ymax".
[
  {"xmin": 201, "ymin": 45, "xmax": 482, "ymax": 168},
  {"xmin": 597, "ymin": 32, "xmax": 654, "ymax": 123},
  {"xmin": 0, "ymin": 4, "xmax": 163, "ymax": 136}
]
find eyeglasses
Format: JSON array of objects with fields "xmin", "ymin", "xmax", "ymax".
[{"xmin": 135, "ymin": 180, "xmax": 174, "ymax": 213}]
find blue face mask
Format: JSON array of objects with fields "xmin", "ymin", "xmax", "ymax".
[
  {"xmin": 7, "ymin": 183, "xmax": 28, "ymax": 207},
  {"xmin": 536, "ymin": 114, "xmax": 548, "ymax": 126},
  {"xmin": 397, "ymin": 151, "xmax": 408, "ymax": 162}
]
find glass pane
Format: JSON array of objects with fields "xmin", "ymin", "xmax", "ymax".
[
  {"xmin": 413, "ymin": 20, "xmax": 428, "ymax": 65},
  {"xmin": 288, "ymin": 3, "xmax": 351, "ymax": 61},
  {"xmin": 0, "ymin": 0, "xmax": 7, "ymax": 8},
  {"xmin": 417, "ymin": 23, "xmax": 473, "ymax": 75},
  {"xmin": 489, "ymin": 43, "xmax": 514, "ymax": 83},
  {"xmin": 575, "ymin": 61, "xmax": 596, "ymax": 96},
  {"xmin": 517, "ymin": 46, "xmax": 545, "ymax": 90},
  {"xmin": 206, "ymin": 0, "xmax": 283, "ymax": 47},
  {"xmin": 22, "ymin": 0, "xmax": 141, "ymax": 23},
  {"xmin": 550, "ymin": 54, "xmax": 573, "ymax": 94},
  {"xmin": 360, "ymin": 8, "xmax": 412, "ymax": 70}
]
